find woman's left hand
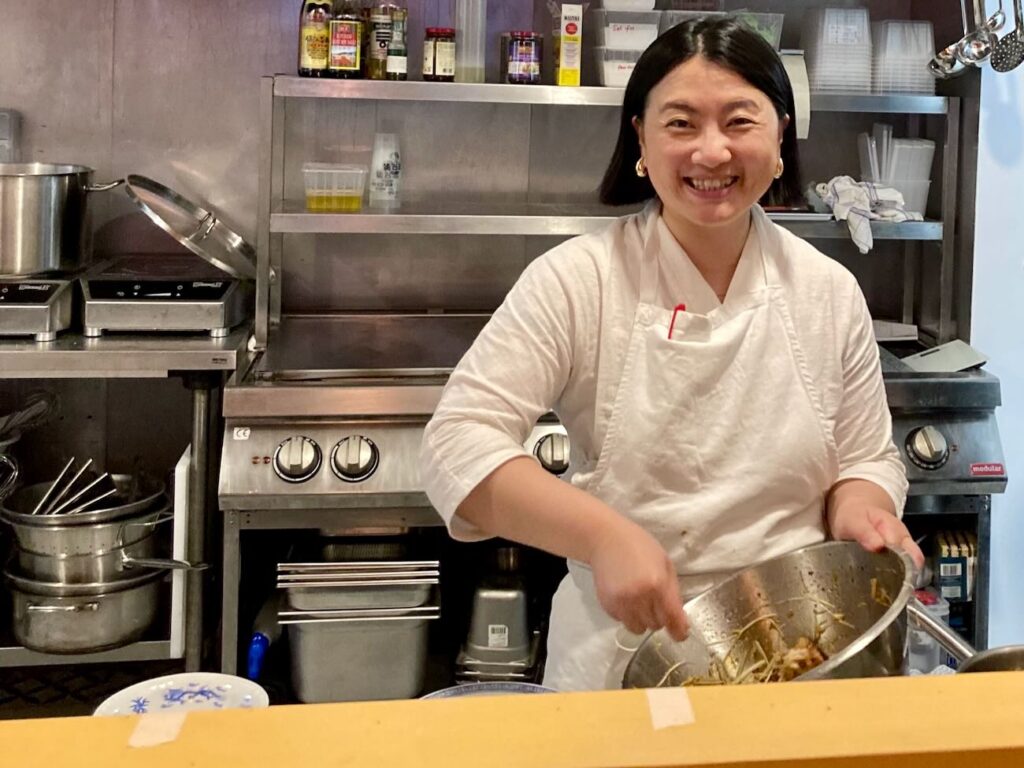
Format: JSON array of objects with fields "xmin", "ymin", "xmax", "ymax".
[{"xmin": 830, "ymin": 504, "xmax": 925, "ymax": 570}]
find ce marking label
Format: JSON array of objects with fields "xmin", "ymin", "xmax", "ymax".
[{"xmin": 233, "ymin": 427, "xmax": 252, "ymax": 441}]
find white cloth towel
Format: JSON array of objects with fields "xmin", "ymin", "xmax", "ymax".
[{"xmin": 816, "ymin": 176, "xmax": 924, "ymax": 254}]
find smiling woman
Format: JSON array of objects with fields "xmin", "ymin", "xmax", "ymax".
[{"xmin": 420, "ymin": 16, "xmax": 920, "ymax": 694}]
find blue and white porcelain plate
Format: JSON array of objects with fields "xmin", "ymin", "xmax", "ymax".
[
  {"xmin": 421, "ymin": 682, "xmax": 556, "ymax": 700},
  {"xmin": 93, "ymin": 672, "xmax": 270, "ymax": 716}
]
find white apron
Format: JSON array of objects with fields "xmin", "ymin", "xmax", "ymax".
[{"xmin": 542, "ymin": 207, "xmax": 839, "ymax": 691}]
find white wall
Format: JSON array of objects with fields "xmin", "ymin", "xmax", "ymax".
[{"xmin": 973, "ymin": 28, "xmax": 1024, "ymax": 644}]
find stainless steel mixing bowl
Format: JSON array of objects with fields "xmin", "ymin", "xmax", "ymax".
[{"xmin": 623, "ymin": 542, "xmax": 915, "ymax": 688}]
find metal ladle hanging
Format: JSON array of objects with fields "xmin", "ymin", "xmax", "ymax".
[
  {"xmin": 929, "ymin": 0, "xmax": 972, "ymax": 78},
  {"xmin": 991, "ymin": 0, "xmax": 1024, "ymax": 71},
  {"xmin": 956, "ymin": 0, "xmax": 999, "ymax": 65},
  {"xmin": 987, "ymin": 0, "xmax": 1007, "ymax": 31}
]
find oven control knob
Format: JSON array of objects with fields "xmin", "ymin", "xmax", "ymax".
[
  {"xmin": 534, "ymin": 432, "xmax": 570, "ymax": 475},
  {"xmin": 332, "ymin": 436, "xmax": 379, "ymax": 482},
  {"xmin": 906, "ymin": 426, "xmax": 949, "ymax": 470},
  {"xmin": 274, "ymin": 436, "xmax": 322, "ymax": 483}
]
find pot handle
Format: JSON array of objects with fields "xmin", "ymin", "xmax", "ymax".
[
  {"xmin": 27, "ymin": 602, "xmax": 99, "ymax": 613},
  {"xmin": 120, "ymin": 552, "xmax": 208, "ymax": 572},
  {"xmin": 85, "ymin": 179, "xmax": 125, "ymax": 193},
  {"xmin": 907, "ymin": 597, "xmax": 977, "ymax": 663},
  {"xmin": 120, "ymin": 511, "xmax": 175, "ymax": 532}
]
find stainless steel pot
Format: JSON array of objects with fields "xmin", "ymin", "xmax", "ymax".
[
  {"xmin": 0, "ymin": 163, "xmax": 122, "ymax": 277},
  {"xmin": 14, "ymin": 525, "xmax": 198, "ymax": 583},
  {"xmin": 907, "ymin": 601, "xmax": 1024, "ymax": 673},
  {"xmin": 2, "ymin": 503, "xmax": 168, "ymax": 557},
  {"xmin": 16, "ymin": 530, "xmax": 158, "ymax": 582},
  {"xmin": 6, "ymin": 568, "xmax": 163, "ymax": 654},
  {"xmin": 623, "ymin": 542, "xmax": 915, "ymax": 688}
]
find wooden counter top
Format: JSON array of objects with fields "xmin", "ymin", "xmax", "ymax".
[{"xmin": 3, "ymin": 673, "xmax": 1023, "ymax": 767}]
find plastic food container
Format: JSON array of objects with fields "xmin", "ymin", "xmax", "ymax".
[
  {"xmin": 594, "ymin": 47, "xmax": 644, "ymax": 86},
  {"xmin": 659, "ymin": 9, "xmax": 725, "ymax": 34},
  {"xmin": 590, "ymin": 10, "xmax": 663, "ymax": 49},
  {"xmin": 889, "ymin": 179, "xmax": 931, "ymax": 215},
  {"xmin": 302, "ymin": 162, "xmax": 367, "ymax": 212},
  {"xmin": 909, "ymin": 588, "xmax": 950, "ymax": 673},
  {"xmin": 658, "ymin": 10, "xmax": 783, "ymax": 49},
  {"xmin": 657, "ymin": 0, "xmax": 724, "ymax": 9},
  {"xmin": 731, "ymin": 11, "xmax": 785, "ymax": 50},
  {"xmin": 594, "ymin": 0, "xmax": 656, "ymax": 10}
]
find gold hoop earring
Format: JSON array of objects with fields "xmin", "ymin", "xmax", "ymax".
[
  {"xmin": 635, "ymin": 157, "xmax": 647, "ymax": 178},
  {"xmin": 774, "ymin": 158, "xmax": 784, "ymax": 179}
]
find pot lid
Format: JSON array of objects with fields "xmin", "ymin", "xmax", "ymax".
[{"xmin": 122, "ymin": 175, "xmax": 257, "ymax": 280}]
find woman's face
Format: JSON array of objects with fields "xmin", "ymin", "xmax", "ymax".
[{"xmin": 634, "ymin": 56, "xmax": 788, "ymax": 232}]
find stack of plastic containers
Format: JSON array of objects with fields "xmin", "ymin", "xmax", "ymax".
[
  {"xmin": 859, "ymin": 123, "xmax": 936, "ymax": 215},
  {"xmin": 660, "ymin": 9, "xmax": 724, "ymax": 35},
  {"xmin": 591, "ymin": 0, "xmax": 662, "ymax": 86},
  {"xmin": 658, "ymin": 7, "xmax": 783, "ymax": 50},
  {"xmin": 871, "ymin": 20, "xmax": 935, "ymax": 94},
  {"xmin": 455, "ymin": 0, "xmax": 487, "ymax": 83},
  {"xmin": 588, "ymin": 2, "xmax": 784, "ymax": 85},
  {"xmin": 801, "ymin": 7, "xmax": 872, "ymax": 93}
]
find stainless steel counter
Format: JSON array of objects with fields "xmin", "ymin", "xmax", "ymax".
[{"xmin": 0, "ymin": 327, "xmax": 250, "ymax": 378}]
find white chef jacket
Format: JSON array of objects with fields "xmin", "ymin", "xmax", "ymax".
[{"xmin": 420, "ymin": 203, "xmax": 908, "ymax": 544}]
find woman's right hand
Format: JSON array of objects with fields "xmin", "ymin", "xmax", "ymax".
[{"xmin": 588, "ymin": 517, "xmax": 690, "ymax": 641}]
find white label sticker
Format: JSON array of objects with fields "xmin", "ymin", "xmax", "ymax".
[
  {"xmin": 645, "ymin": 688, "xmax": 695, "ymax": 730},
  {"xmin": 129, "ymin": 712, "xmax": 187, "ymax": 748},
  {"xmin": 488, "ymin": 624, "xmax": 509, "ymax": 648},
  {"xmin": 233, "ymin": 427, "xmax": 252, "ymax": 441}
]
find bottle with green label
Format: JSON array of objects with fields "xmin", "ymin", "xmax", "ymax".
[
  {"xmin": 386, "ymin": 7, "xmax": 408, "ymax": 81},
  {"xmin": 298, "ymin": 0, "xmax": 332, "ymax": 77}
]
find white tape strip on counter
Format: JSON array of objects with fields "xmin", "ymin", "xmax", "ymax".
[
  {"xmin": 128, "ymin": 712, "xmax": 187, "ymax": 748},
  {"xmin": 645, "ymin": 688, "xmax": 696, "ymax": 730}
]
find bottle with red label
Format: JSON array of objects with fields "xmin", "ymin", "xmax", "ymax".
[{"xmin": 328, "ymin": 0, "xmax": 364, "ymax": 78}]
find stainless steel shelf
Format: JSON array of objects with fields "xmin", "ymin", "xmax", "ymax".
[
  {"xmin": 273, "ymin": 77, "xmax": 949, "ymax": 114},
  {"xmin": 809, "ymin": 93, "xmax": 948, "ymax": 114},
  {"xmin": 786, "ymin": 219, "xmax": 943, "ymax": 241},
  {"xmin": 0, "ymin": 327, "xmax": 250, "ymax": 379},
  {"xmin": 0, "ymin": 640, "xmax": 174, "ymax": 668},
  {"xmin": 274, "ymin": 77, "xmax": 624, "ymax": 106},
  {"xmin": 271, "ymin": 201, "xmax": 942, "ymax": 240},
  {"xmin": 272, "ymin": 200, "xmax": 636, "ymax": 236}
]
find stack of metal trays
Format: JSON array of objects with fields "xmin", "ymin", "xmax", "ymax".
[
  {"xmin": 455, "ymin": 580, "xmax": 542, "ymax": 683},
  {"xmin": 277, "ymin": 560, "xmax": 440, "ymax": 703},
  {"xmin": 456, "ymin": 632, "xmax": 543, "ymax": 683}
]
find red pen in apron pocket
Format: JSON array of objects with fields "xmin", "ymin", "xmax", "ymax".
[{"xmin": 668, "ymin": 304, "xmax": 687, "ymax": 340}]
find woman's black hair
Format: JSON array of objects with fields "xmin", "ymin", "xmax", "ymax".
[{"xmin": 599, "ymin": 16, "xmax": 802, "ymax": 208}]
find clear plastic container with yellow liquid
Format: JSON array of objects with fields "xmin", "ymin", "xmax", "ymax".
[{"xmin": 303, "ymin": 163, "xmax": 367, "ymax": 212}]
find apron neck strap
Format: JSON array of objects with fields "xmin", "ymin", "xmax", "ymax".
[
  {"xmin": 750, "ymin": 206, "xmax": 780, "ymax": 288},
  {"xmin": 638, "ymin": 201, "xmax": 662, "ymax": 305},
  {"xmin": 640, "ymin": 204, "xmax": 778, "ymax": 306}
]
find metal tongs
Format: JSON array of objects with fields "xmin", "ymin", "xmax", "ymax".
[{"xmin": 30, "ymin": 458, "xmax": 118, "ymax": 516}]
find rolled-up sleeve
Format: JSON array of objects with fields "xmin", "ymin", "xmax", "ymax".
[
  {"xmin": 419, "ymin": 251, "xmax": 580, "ymax": 540},
  {"xmin": 833, "ymin": 285, "xmax": 909, "ymax": 515}
]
